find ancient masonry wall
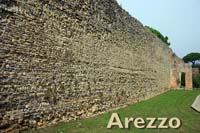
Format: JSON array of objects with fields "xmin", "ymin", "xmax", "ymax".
[{"xmin": 0, "ymin": 0, "xmax": 192, "ymax": 131}]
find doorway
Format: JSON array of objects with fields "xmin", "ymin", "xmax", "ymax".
[{"xmin": 181, "ymin": 72, "xmax": 186, "ymax": 88}]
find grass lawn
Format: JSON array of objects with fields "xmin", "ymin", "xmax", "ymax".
[{"xmin": 26, "ymin": 90, "xmax": 200, "ymax": 133}]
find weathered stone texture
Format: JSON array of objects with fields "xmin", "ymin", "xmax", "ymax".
[{"xmin": 0, "ymin": 0, "xmax": 192, "ymax": 132}]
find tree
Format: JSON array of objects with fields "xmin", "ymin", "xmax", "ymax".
[
  {"xmin": 183, "ymin": 53, "xmax": 200, "ymax": 65},
  {"xmin": 145, "ymin": 26, "xmax": 170, "ymax": 46},
  {"xmin": 193, "ymin": 74, "xmax": 200, "ymax": 88}
]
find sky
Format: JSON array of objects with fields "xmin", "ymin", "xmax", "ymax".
[{"xmin": 116, "ymin": 0, "xmax": 200, "ymax": 58}]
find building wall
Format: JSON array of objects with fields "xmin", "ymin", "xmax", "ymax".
[
  {"xmin": 0, "ymin": 0, "xmax": 193, "ymax": 131},
  {"xmin": 170, "ymin": 58, "xmax": 193, "ymax": 89}
]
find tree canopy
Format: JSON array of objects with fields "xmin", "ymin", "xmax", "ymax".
[
  {"xmin": 183, "ymin": 53, "xmax": 200, "ymax": 65},
  {"xmin": 145, "ymin": 26, "xmax": 170, "ymax": 46}
]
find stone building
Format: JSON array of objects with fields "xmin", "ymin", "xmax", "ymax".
[
  {"xmin": 170, "ymin": 57, "xmax": 193, "ymax": 89},
  {"xmin": 0, "ymin": 0, "xmax": 192, "ymax": 132}
]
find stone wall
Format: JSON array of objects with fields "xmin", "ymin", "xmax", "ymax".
[
  {"xmin": 170, "ymin": 55, "xmax": 193, "ymax": 89},
  {"xmin": 0, "ymin": 0, "xmax": 192, "ymax": 132}
]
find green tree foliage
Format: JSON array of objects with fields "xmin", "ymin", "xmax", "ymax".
[
  {"xmin": 183, "ymin": 53, "xmax": 200, "ymax": 65},
  {"xmin": 145, "ymin": 26, "xmax": 170, "ymax": 46},
  {"xmin": 193, "ymin": 74, "xmax": 200, "ymax": 88},
  {"xmin": 193, "ymin": 64, "xmax": 200, "ymax": 69}
]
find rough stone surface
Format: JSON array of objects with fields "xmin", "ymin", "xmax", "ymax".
[
  {"xmin": 0, "ymin": 0, "xmax": 192, "ymax": 132},
  {"xmin": 191, "ymin": 95, "xmax": 200, "ymax": 112},
  {"xmin": 170, "ymin": 58, "xmax": 193, "ymax": 89}
]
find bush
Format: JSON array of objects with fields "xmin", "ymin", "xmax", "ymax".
[
  {"xmin": 145, "ymin": 26, "xmax": 170, "ymax": 46},
  {"xmin": 192, "ymin": 64, "xmax": 200, "ymax": 69},
  {"xmin": 193, "ymin": 74, "xmax": 200, "ymax": 88}
]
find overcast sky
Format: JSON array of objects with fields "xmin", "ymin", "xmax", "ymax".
[{"xmin": 116, "ymin": 0, "xmax": 200, "ymax": 58}]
